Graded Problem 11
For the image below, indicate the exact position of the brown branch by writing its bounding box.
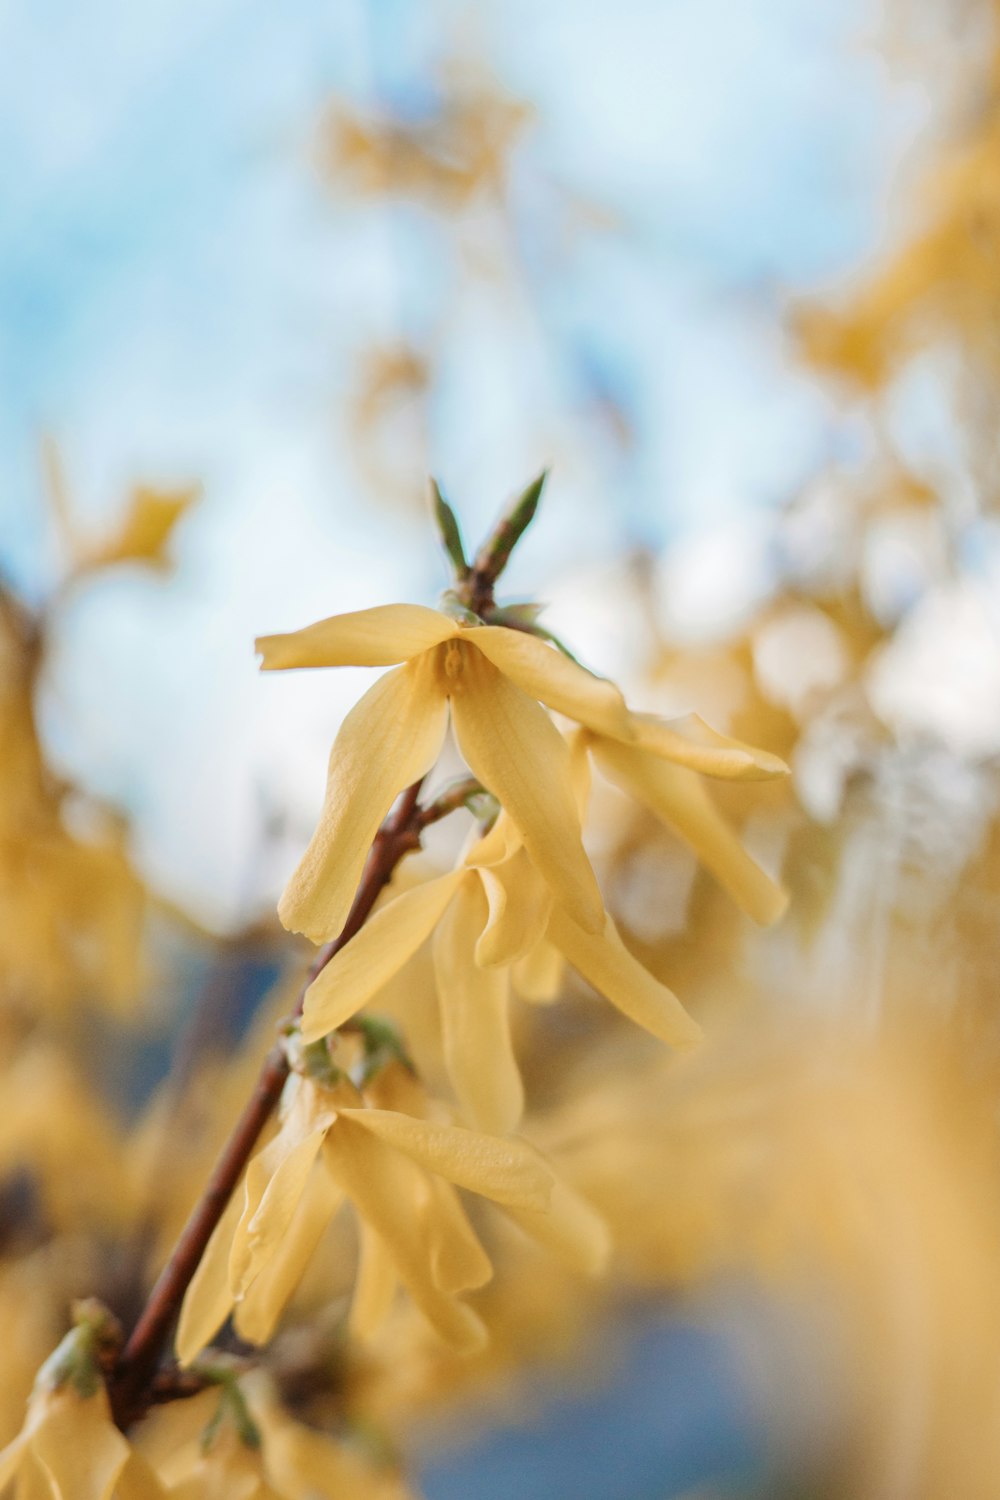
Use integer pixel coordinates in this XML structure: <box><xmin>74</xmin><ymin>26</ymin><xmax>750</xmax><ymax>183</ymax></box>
<box><xmin>109</xmin><ymin>779</ymin><xmax>425</xmax><ymax>1428</ymax></box>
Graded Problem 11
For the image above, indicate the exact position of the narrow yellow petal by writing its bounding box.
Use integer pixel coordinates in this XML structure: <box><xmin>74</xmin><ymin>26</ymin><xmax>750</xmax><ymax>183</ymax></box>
<box><xmin>324</xmin><ymin>1124</ymin><xmax>487</xmax><ymax>1351</ymax></box>
<box><xmin>115</xmin><ymin>1452</ymin><xmax>168</xmax><ymax>1500</ymax></box>
<box><xmin>234</xmin><ymin>1166</ymin><xmax>344</xmax><ymax>1345</ymax></box>
<box><xmin>433</xmin><ymin>878</ymin><xmax>524</xmax><ymax>1133</ymax></box>
<box><xmin>230</xmin><ymin>1128</ymin><xmax>329</xmax><ymax>1297</ymax></box>
<box><xmin>450</xmin><ymin>647</ymin><xmax>604</xmax><ymax>933</ymax></box>
<box><xmin>631</xmin><ymin>712</ymin><xmax>790</xmax><ymax>781</ymax></box>
<box><xmin>337</xmin><ymin>1107</ymin><xmax>554</xmax><ymax>1210</ymax></box>
<box><xmin>256</xmin><ymin>604</ymin><xmax>456</xmax><ymax>670</ymax></box>
<box><xmin>279</xmin><ymin>657</ymin><xmax>449</xmax><ymax>943</ymax></box>
<box><xmin>503</xmin><ymin>1179</ymin><xmax>611</xmax><ymax>1276</ymax></box>
<box><xmin>593</xmin><ymin>739</ymin><xmax>789</xmax><ymax>925</ymax></box>
<box><xmin>350</xmin><ymin>1217</ymin><xmax>400</xmax><ymax>1341</ymax></box>
<box><xmin>548</xmin><ymin>906</ymin><xmax>703</xmax><ymax>1048</ymax></box>
<box><xmin>470</xmin><ymin>627</ymin><xmax>632</xmax><ymax>739</ymax></box>
<box><xmin>0</xmin><ymin>1434</ymin><xmax>28</xmax><ymax>1490</ymax></box>
<box><xmin>32</xmin><ymin>1390</ymin><xmax>130</xmax><ymax>1500</ymax></box>
<box><xmin>512</xmin><ymin>939</ymin><xmax>564</xmax><ymax>1003</ymax></box>
<box><xmin>176</xmin><ymin>1184</ymin><xmax>244</xmax><ymax>1366</ymax></box>
<box><xmin>300</xmin><ymin>871</ymin><xmax>464</xmax><ymax>1043</ymax></box>
<box><xmin>475</xmin><ymin>850</ymin><xmax>552</xmax><ymax>968</ymax></box>
<box><xmin>421</xmin><ymin>1176</ymin><xmax>493</xmax><ymax>1294</ymax></box>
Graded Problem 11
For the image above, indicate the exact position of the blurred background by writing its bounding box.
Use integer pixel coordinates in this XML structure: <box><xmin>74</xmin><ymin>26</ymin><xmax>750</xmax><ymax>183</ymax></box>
<box><xmin>4</xmin><ymin>0</ymin><xmax>1000</xmax><ymax>1495</ymax></box>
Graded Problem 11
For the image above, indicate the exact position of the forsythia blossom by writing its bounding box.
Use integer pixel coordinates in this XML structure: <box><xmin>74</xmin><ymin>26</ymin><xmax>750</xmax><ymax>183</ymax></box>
<box><xmin>177</xmin><ymin>1065</ymin><xmax>607</xmax><ymax>1364</ymax></box>
<box><xmin>300</xmin><ymin>812</ymin><xmax>702</xmax><ymax>1133</ymax></box>
<box><xmin>255</xmin><ymin>602</ymin><xmax>636</xmax><ymax>940</ymax></box>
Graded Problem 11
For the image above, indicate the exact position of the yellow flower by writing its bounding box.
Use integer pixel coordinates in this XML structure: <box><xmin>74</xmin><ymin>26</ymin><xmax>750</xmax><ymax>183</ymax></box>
<box><xmin>177</xmin><ymin>1068</ymin><xmax>606</xmax><ymax>1365</ymax></box>
<box><xmin>256</xmin><ymin>604</ymin><xmax>635</xmax><ymax>940</ymax></box>
<box><xmin>299</xmin><ymin>814</ymin><xmax>702</xmax><ymax>1134</ymax></box>
<box><xmin>0</xmin><ymin>1311</ymin><xmax>158</xmax><ymax>1500</ymax></box>
<box><xmin>579</xmin><ymin>714</ymin><xmax>790</xmax><ymax>926</ymax></box>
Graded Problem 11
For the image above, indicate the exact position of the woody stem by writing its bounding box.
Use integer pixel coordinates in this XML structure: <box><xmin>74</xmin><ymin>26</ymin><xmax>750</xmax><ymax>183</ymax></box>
<box><xmin>109</xmin><ymin>778</ymin><xmax>426</xmax><ymax>1429</ymax></box>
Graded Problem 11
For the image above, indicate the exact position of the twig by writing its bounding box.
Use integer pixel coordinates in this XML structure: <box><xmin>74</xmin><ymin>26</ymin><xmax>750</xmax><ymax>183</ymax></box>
<box><xmin>109</xmin><ymin>779</ymin><xmax>425</xmax><ymax>1428</ymax></box>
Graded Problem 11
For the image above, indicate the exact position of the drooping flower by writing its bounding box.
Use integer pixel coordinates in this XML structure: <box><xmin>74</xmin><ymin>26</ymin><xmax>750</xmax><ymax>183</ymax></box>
<box><xmin>176</xmin><ymin>1065</ymin><xmax>606</xmax><ymax>1366</ymax></box>
<box><xmin>255</xmin><ymin>604</ymin><xmax>635</xmax><ymax>941</ymax></box>
<box><xmin>0</xmin><ymin>1306</ymin><xmax>155</xmax><ymax>1500</ymax></box>
<box><xmin>256</xmin><ymin>604</ymin><xmax>790</xmax><ymax>945</ymax></box>
<box><xmin>299</xmin><ymin>812</ymin><xmax>702</xmax><ymax>1134</ymax></box>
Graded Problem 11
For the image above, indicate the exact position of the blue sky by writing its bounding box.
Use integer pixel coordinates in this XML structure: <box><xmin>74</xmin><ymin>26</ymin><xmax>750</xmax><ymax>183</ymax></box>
<box><xmin>0</xmin><ymin>0</ymin><xmax>915</xmax><ymax>924</ymax></box>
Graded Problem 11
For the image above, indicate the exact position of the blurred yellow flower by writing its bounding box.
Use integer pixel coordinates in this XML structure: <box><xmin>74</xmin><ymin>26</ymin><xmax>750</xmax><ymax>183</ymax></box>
<box><xmin>0</xmin><ymin>1313</ymin><xmax>148</xmax><ymax>1500</ymax></box>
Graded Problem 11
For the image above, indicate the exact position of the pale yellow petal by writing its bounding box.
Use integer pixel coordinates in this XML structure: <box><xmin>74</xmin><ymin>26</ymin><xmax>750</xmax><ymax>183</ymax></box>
<box><xmin>234</xmin><ymin>1166</ymin><xmax>344</xmax><ymax>1346</ymax></box>
<box><xmin>450</xmin><ymin>647</ymin><xmax>604</xmax><ymax>933</ymax></box>
<box><xmin>176</xmin><ymin>1185</ymin><xmax>244</xmax><ymax>1366</ymax></box>
<box><xmin>548</xmin><ymin>906</ymin><xmax>702</xmax><ymax>1048</ymax></box>
<box><xmin>503</xmin><ymin>1178</ymin><xmax>611</xmax><ymax>1276</ymax></box>
<box><xmin>470</xmin><ymin>627</ymin><xmax>632</xmax><ymax>738</ymax></box>
<box><xmin>300</xmin><ymin>871</ymin><xmax>464</xmax><ymax>1043</ymax></box>
<box><xmin>115</xmin><ymin>1452</ymin><xmax>168</xmax><ymax>1500</ymax></box>
<box><xmin>279</xmin><ymin>657</ymin><xmax>449</xmax><ymax>943</ymax></box>
<box><xmin>337</xmin><ymin>1108</ymin><xmax>553</xmax><ymax>1210</ymax></box>
<box><xmin>566</xmin><ymin>728</ymin><xmax>593</xmax><ymax>817</ymax></box>
<box><xmin>324</xmin><ymin>1124</ymin><xmax>487</xmax><ymax>1351</ymax></box>
<box><xmin>256</xmin><ymin>604</ymin><xmax>456</xmax><ymax>670</ymax></box>
<box><xmin>593</xmin><ymin>739</ymin><xmax>789</xmax><ymax>926</ymax></box>
<box><xmin>475</xmin><ymin>849</ymin><xmax>552</xmax><ymax>968</ymax></box>
<box><xmin>32</xmin><ymin>1390</ymin><xmax>130</xmax><ymax>1500</ymax></box>
<box><xmin>230</xmin><ymin>1129</ymin><xmax>329</xmax><ymax>1297</ymax></box>
<box><xmin>421</xmin><ymin>1177</ymin><xmax>493</xmax><ymax>1294</ymax></box>
<box><xmin>350</xmin><ymin>1217</ymin><xmax>399</xmax><ymax>1341</ymax></box>
<box><xmin>433</xmin><ymin>880</ymin><xmax>524</xmax><ymax>1134</ymax></box>
<box><xmin>0</xmin><ymin>1433</ymin><xmax>28</xmax><ymax>1490</ymax></box>
<box><xmin>631</xmin><ymin>712</ymin><xmax>789</xmax><ymax>781</ymax></box>
<box><xmin>512</xmin><ymin>939</ymin><xmax>565</xmax><ymax>1003</ymax></box>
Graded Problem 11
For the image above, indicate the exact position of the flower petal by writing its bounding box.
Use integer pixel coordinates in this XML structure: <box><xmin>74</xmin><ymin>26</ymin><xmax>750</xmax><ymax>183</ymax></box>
<box><xmin>0</xmin><ymin>1433</ymin><xmax>27</xmax><ymax>1491</ymax></box>
<box><xmin>349</xmin><ymin>1217</ymin><xmax>399</xmax><ymax>1341</ymax></box>
<box><xmin>631</xmin><ymin>712</ymin><xmax>789</xmax><ymax>781</ymax></box>
<box><xmin>324</xmin><ymin>1123</ymin><xmax>487</xmax><ymax>1352</ymax></box>
<box><xmin>593</xmin><ymin>739</ymin><xmax>789</xmax><ymax>925</ymax></box>
<box><xmin>230</xmin><ymin>1127</ymin><xmax>329</xmax><ymax>1297</ymax></box>
<box><xmin>450</xmin><ymin>646</ymin><xmax>604</xmax><ymax>933</ymax></box>
<box><xmin>300</xmin><ymin>871</ymin><xmax>464</xmax><ymax>1043</ymax></box>
<box><xmin>421</xmin><ymin>1176</ymin><xmax>493</xmax><ymax>1295</ymax></box>
<box><xmin>470</xmin><ymin>627</ymin><xmax>632</xmax><ymax>738</ymax></box>
<box><xmin>503</xmin><ymin>1178</ymin><xmax>610</xmax><ymax>1276</ymax></box>
<box><xmin>475</xmin><ymin>850</ymin><xmax>552</xmax><ymax>968</ymax></box>
<box><xmin>548</xmin><ymin>906</ymin><xmax>702</xmax><ymax>1048</ymax></box>
<box><xmin>256</xmin><ymin>604</ymin><xmax>456</xmax><ymax>670</ymax></box>
<box><xmin>432</xmin><ymin>879</ymin><xmax>524</xmax><ymax>1133</ymax></box>
<box><xmin>176</xmin><ymin>1184</ymin><xmax>244</xmax><ymax>1366</ymax></box>
<box><xmin>116</xmin><ymin>1452</ymin><xmax>169</xmax><ymax>1500</ymax></box>
<box><xmin>337</xmin><ymin>1108</ymin><xmax>554</xmax><ymax>1210</ymax></box>
<box><xmin>32</xmin><ymin>1390</ymin><xmax>130</xmax><ymax>1500</ymax></box>
<box><xmin>512</xmin><ymin>939</ymin><xmax>564</xmax><ymax>1003</ymax></box>
<box><xmin>234</xmin><ymin>1165</ymin><xmax>344</xmax><ymax>1346</ymax></box>
<box><xmin>279</xmin><ymin>657</ymin><xmax>449</xmax><ymax>943</ymax></box>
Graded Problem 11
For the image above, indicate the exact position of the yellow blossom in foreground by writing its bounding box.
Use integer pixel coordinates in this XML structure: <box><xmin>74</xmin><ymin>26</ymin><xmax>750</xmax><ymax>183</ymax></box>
<box><xmin>177</xmin><ymin>1069</ymin><xmax>606</xmax><ymax>1365</ymax></box>
<box><xmin>255</xmin><ymin>603</ymin><xmax>636</xmax><ymax>940</ymax></box>
<box><xmin>300</xmin><ymin>814</ymin><xmax>701</xmax><ymax>1133</ymax></box>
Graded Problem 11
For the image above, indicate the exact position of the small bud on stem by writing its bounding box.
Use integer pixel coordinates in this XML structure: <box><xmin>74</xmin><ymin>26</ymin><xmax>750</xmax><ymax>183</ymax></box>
<box><xmin>430</xmin><ymin>479</ymin><xmax>470</xmax><ymax>580</ymax></box>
